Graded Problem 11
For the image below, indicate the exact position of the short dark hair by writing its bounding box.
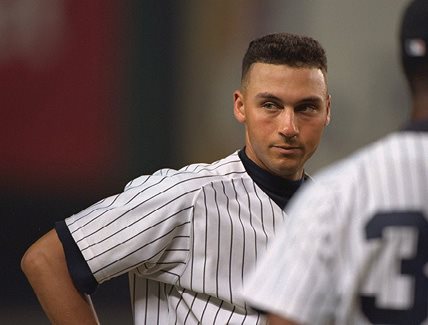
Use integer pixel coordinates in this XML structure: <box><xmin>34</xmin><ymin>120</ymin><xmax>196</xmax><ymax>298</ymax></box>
<box><xmin>241</xmin><ymin>33</ymin><xmax>328</xmax><ymax>86</ymax></box>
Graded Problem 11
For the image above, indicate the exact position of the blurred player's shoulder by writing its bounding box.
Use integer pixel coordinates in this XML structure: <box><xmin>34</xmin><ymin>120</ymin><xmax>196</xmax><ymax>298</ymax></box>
<box><xmin>312</xmin><ymin>132</ymin><xmax>404</xmax><ymax>186</ymax></box>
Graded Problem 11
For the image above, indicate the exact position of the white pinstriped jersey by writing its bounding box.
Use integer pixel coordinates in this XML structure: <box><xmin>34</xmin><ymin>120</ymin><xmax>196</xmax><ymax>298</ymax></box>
<box><xmin>243</xmin><ymin>130</ymin><xmax>428</xmax><ymax>325</ymax></box>
<box><xmin>65</xmin><ymin>151</ymin><xmax>288</xmax><ymax>324</ymax></box>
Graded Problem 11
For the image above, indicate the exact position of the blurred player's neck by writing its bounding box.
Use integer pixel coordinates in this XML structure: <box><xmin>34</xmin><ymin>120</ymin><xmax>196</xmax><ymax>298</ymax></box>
<box><xmin>411</xmin><ymin>89</ymin><xmax>428</xmax><ymax>121</ymax></box>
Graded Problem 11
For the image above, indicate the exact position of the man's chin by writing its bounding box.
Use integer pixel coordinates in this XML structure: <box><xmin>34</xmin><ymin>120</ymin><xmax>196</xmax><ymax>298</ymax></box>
<box><xmin>272</xmin><ymin>164</ymin><xmax>302</xmax><ymax>180</ymax></box>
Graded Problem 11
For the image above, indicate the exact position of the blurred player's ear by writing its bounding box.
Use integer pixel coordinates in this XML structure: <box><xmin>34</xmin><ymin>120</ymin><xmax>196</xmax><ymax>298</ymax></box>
<box><xmin>233</xmin><ymin>90</ymin><xmax>246</xmax><ymax>123</ymax></box>
<box><xmin>324</xmin><ymin>94</ymin><xmax>331</xmax><ymax>126</ymax></box>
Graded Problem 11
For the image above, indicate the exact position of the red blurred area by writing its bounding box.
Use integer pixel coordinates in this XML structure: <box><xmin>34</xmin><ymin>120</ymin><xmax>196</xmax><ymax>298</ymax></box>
<box><xmin>0</xmin><ymin>0</ymin><xmax>124</xmax><ymax>193</ymax></box>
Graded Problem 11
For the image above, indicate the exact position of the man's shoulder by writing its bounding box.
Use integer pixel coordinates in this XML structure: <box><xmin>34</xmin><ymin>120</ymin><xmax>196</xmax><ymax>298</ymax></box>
<box><xmin>177</xmin><ymin>150</ymin><xmax>247</xmax><ymax>177</ymax></box>
<box><xmin>124</xmin><ymin>151</ymin><xmax>248</xmax><ymax>192</ymax></box>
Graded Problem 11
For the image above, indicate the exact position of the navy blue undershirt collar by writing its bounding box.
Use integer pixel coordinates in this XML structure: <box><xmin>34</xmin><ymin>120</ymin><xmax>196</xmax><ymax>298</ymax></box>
<box><xmin>238</xmin><ymin>148</ymin><xmax>308</xmax><ymax>210</ymax></box>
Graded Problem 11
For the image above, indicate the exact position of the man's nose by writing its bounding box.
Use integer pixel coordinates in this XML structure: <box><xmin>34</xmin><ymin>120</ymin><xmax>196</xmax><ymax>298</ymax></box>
<box><xmin>279</xmin><ymin>108</ymin><xmax>298</xmax><ymax>138</ymax></box>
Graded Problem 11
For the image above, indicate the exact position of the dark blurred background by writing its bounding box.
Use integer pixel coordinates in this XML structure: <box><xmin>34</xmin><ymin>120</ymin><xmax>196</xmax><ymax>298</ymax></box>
<box><xmin>1</xmin><ymin>0</ymin><xmax>410</xmax><ymax>323</ymax></box>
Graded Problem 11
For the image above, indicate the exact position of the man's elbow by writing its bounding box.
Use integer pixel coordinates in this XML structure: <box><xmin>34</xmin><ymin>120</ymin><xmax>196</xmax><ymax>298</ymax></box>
<box><xmin>21</xmin><ymin>229</ymin><xmax>63</xmax><ymax>281</ymax></box>
<box><xmin>21</xmin><ymin>242</ymin><xmax>49</xmax><ymax>280</ymax></box>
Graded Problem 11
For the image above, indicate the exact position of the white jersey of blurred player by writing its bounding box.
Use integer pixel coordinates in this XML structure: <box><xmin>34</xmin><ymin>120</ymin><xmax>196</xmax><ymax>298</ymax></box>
<box><xmin>243</xmin><ymin>126</ymin><xmax>428</xmax><ymax>324</ymax></box>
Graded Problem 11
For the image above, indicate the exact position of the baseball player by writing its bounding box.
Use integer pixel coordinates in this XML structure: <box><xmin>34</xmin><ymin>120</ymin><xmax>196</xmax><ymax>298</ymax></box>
<box><xmin>243</xmin><ymin>1</ymin><xmax>428</xmax><ymax>324</ymax></box>
<box><xmin>21</xmin><ymin>33</ymin><xmax>331</xmax><ymax>324</ymax></box>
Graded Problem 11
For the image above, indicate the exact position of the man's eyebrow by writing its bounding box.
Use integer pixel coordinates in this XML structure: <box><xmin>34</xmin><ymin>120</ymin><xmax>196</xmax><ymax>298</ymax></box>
<box><xmin>255</xmin><ymin>92</ymin><xmax>324</xmax><ymax>103</ymax></box>
<box><xmin>297</xmin><ymin>96</ymin><xmax>323</xmax><ymax>104</ymax></box>
<box><xmin>255</xmin><ymin>92</ymin><xmax>281</xmax><ymax>100</ymax></box>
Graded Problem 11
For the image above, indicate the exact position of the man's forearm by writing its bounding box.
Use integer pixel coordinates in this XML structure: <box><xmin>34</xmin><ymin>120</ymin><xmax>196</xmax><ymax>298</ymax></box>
<box><xmin>21</xmin><ymin>229</ymin><xmax>99</xmax><ymax>325</ymax></box>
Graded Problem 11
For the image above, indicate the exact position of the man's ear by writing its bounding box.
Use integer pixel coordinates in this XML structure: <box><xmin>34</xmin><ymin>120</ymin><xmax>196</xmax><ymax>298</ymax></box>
<box><xmin>324</xmin><ymin>94</ymin><xmax>331</xmax><ymax>126</ymax></box>
<box><xmin>233</xmin><ymin>90</ymin><xmax>246</xmax><ymax>123</ymax></box>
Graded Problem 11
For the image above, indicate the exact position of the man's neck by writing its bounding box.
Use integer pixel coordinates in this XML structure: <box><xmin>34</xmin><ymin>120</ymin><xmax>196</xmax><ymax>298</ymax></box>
<box><xmin>238</xmin><ymin>148</ymin><xmax>307</xmax><ymax>210</ymax></box>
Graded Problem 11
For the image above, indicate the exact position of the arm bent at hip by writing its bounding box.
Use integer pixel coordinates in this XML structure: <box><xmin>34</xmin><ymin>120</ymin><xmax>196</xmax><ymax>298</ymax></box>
<box><xmin>21</xmin><ymin>229</ymin><xmax>99</xmax><ymax>325</ymax></box>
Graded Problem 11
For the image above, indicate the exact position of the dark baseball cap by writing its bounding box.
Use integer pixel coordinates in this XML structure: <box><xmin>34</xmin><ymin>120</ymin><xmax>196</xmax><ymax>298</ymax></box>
<box><xmin>400</xmin><ymin>0</ymin><xmax>428</xmax><ymax>60</ymax></box>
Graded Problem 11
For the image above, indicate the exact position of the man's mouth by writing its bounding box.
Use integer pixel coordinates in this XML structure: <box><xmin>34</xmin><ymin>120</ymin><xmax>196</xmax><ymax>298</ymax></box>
<box><xmin>272</xmin><ymin>145</ymin><xmax>302</xmax><ymax>154</ymax></box>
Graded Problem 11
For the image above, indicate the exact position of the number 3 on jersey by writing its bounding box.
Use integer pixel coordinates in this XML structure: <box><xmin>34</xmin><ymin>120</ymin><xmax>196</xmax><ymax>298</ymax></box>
<box><xmin>360</xmin><ymin>211</ymin><xmax>428</xmax><ymax>324</ymax></box>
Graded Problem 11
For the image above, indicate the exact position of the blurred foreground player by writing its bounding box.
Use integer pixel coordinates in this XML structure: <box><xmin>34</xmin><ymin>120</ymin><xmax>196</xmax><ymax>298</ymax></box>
<box><xmin>243</xmin><ymin>1</ymin><xmax>428</xmax><ymax>324</ymax></box>
<box><xmin>20</xmin><ymin>32</ymin><xmax>331</xmax><ymax>324</ymax></box>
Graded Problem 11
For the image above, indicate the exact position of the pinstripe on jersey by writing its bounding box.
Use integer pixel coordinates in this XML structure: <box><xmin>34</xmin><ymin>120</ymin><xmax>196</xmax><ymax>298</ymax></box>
<box><xmin>243</xmin><ymin>131</ymin><xmax>428</xmax><ymax>325</ymax></box>
<box><xmin>65</xmin><ymin>151</ymin><xmax>287</xmax><ymax>324</ymax></box>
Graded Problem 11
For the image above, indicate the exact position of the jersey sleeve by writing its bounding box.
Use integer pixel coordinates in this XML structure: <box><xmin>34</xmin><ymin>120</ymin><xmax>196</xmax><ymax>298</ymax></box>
<box><xmin>63</xmin><ymin>172</ymin><xmax>196</xmax><ymax>285</ymax></box>
<box><xmin>55</xmin><ymin>220</ymin><xmax>98</xmax><ymax>294</ymax></box>
<box><xmin>243</xmin><ymin>181</ymin><xmax>339</xmax><ymax>324</ymax></box>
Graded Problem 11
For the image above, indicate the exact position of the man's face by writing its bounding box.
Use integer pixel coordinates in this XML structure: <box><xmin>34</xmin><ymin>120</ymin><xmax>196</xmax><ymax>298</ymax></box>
<box><xmin>234</xmin><ymin>63</ymin><xmax>330</xmax><ymax>180</ymax></box>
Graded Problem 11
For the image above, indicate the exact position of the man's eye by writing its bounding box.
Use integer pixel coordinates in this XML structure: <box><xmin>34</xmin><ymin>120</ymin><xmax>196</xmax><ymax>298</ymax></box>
<box><xmin>297</xmin><ymin>104</ymin><xmax>317</xmax><ymax>113</ymax></box>
<box><xmin>262</xmin><ymin>102</ymin><xmax>278</xmax><ymax>109</ymax></box>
